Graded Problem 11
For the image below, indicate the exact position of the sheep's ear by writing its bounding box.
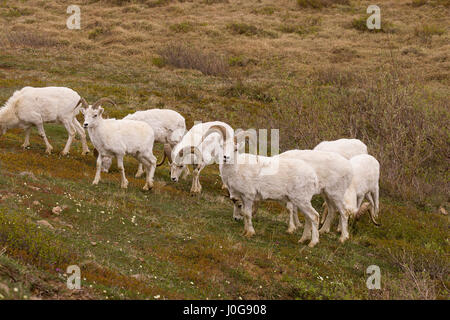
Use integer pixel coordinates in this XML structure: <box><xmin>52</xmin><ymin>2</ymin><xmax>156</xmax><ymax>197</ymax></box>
<box><xmin>80</xmin><ymin>108</ymin><xmax>85</xmax><ymax>115</ymax></box>
<box><xmin>98</xmin><ymin>107</ymin><xmax>104</xmax><ymax>116</ymax></box>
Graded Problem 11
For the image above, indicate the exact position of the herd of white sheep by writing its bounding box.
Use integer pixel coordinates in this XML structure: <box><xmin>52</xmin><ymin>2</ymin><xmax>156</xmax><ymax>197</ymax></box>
<box><xmin>0</xmin><ymin>86</ymin><xmax>381</xmax><ymax>248</ymax></box>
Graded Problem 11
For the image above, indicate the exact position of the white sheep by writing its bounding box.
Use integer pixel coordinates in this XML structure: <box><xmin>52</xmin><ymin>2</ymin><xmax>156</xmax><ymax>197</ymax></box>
<box><xmin>170</xmin><ymin>121</ymin><xmax>234</xmax><ymax>193</ymax></box>
<box><xmin>277</xmin><ymin>150</ymin><xmax>356</xmax><ymax>243</ymax></box>
<box><xmin>188</xmin><ymin>125</ymin><xmax>324</xmax><ymax>247</ymax></box>
<box><xmin>0</xmin><ymin>86</ymin><xmax>89</xmax><ymax>155</ymax></box>
<box><xmin>321</xmin><ymin>154</ymin><xmax>380</xmax><ymax>233</ymax></box>
<box><xmin>78</xmin><ymin>98</ymin><xmax>157</xmax><ymax>190</ymax></box>
<box><xmin>313</xmin><ymin>138</ymin><xmax>369</xmax><ymax>224</ymax></box>
<box><xmin>99</xmin><ymin>108</ymin><xmax>186</xmax><ymax>177</ymax></box>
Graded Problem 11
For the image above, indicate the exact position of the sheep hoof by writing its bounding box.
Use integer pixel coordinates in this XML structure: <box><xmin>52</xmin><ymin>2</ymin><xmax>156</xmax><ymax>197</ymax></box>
<box><xmin>339</xmin><ymin>236</ymin><xmax>349</xmax><ymax>243</ymax></box>
<box><xmin>143</xmin><ymin>182</ymin><xmax>153</xmax><ymax>191</ymax></box>
<box><xmin>61</xmin><ymin>151</ymin><xmax>69</xmax><ymax>156</ymax></box>
<box><xmin>298</xmin><ymin>237</ymin><xmax>309</xmax><ymax>244</ymax></box>
<box><xmin>22</xmin><ymin>144</ymin><xmax>30</xmax><ymax>149</ymax></box>
<box><xmin>92</xmin><ymin>181</ymin><xmax>99</xmax><ymax>185</ymax></box>
<box><xmin>82</xmin><ymin>150</ymin><xmax>90</xmax><ymax>156</ymax></box>
<box><xmin>308</xmin><ymin>241</ymin><xmax>318</xmax><ymax>248</ymax></box>
<box><xmin>244</xmin><ymin>229</ymin><xmax>255</xmax><ymax>237</ymax></box>
<box><xmin>45</xmin><ymin>148</ymin><xmax>53</xmax><ymax>154</ymax></box>
<box><xmin>121</xmin><ymin>182</ymin><xmax>129</xmax><ymax>189</ymax></box>
<box><xmin>319</xmin><ymin>227</ymin><xmax>329</xmax><ymax>235</ymax></box>
<box><xmin>286</xmin><ymin>228</ymin><xmax>296</xmax><ymax>234</ymax></box>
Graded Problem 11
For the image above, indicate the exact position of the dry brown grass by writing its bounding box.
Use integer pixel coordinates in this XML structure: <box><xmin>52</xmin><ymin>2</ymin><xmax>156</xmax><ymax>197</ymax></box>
<box><xmin>158</xmin><ymin>42</ymin><xmax>229</xmax><ymax>76</ymax></box>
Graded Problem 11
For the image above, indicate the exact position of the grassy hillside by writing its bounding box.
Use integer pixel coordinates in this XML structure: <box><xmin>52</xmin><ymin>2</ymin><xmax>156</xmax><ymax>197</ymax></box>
<box><xmin>0</xmin><ymin>0</ymin><xmax>448</xmax><ymax>299</ymax></box>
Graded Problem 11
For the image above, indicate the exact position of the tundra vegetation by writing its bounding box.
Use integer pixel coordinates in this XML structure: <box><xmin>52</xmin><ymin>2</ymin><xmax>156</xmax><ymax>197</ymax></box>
<box><xmin>0</xmin><ymin>0</ymin><xmax>448</xmax><ymax>300</ymax></box>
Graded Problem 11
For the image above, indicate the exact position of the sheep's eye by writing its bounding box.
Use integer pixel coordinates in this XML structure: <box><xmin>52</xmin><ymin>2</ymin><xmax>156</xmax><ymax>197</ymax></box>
<box><xmin>237</xmin><ymin>204</ymin><xmax>242</xmax><ymax>208</ymax></box>
<box><xmin>94</xmin><ymin>115</ymin><xmax>97</xmax><ymax>118</ymax></box>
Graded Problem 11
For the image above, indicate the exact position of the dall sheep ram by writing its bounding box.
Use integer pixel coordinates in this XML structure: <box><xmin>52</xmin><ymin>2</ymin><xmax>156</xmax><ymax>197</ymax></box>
<box><xmin>100</xmin><ymin>109</ymin><xmax>186</xmax><ymax>177</ymax></box>
<box><xmin>170</xmin><ymin>121</ymin><xmax>234</xmax><ymax>193</ymax></box>
<box><xmin>313</xmin><ymin>138</ymin><xmax>370</xmax><ymax>224</ymax></box>
<box><xmin>320</xmin><ymin>154</ymin><xmax>380</xmax><ymax>233</ymax></box>
<box><xmin>277</xmin><ymin>150</ymin><xmax>356</xmax><ymax>243</ymax></box>
<box><xmin>0</xmin><ymin>86</ymin><xmax>89</xmax><ymax>155</ymax></box>
<box><xmin>77</xmin><ymin>98</ymin><xmax>157</xmax><ymax>190</ymax></box>
<box><xmin>186</xmin><ymin>125</ymin><xmax>325</xmax><ymax>247</ymax></box>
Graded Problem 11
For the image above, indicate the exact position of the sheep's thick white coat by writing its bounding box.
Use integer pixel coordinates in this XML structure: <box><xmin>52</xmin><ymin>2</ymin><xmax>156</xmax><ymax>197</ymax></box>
<box><xmin>313</xmin><ymin>138</ymin><xmax>368</xmax><ymax>159</ymax></box>
<box><xmin>221</xmin><ymin>153</ymin><xmax>322</xmax><ymax>247</ymax></box>
<box><xmin>101</xmin><ymin>108</ymin><xmax>186</xmax><ymax>176</ymax></box>
<box><xmin>0</xmin><ymin>86</ymin><xmax>89</xmax><ymax>155</ymax></box>
<box><xmin>277</xmin><ymin>150</ymin><xmax>356</xmax><ymax>243</ymax></box>
<box><xmin>170</xmin><ymin>121</ymin><xmax>234</xmax><ymax>193</ymax></box>
<box><xmin>82</xmin><ymin>106</ymin><xmax>157</xmax><ymax>190</ymax></box>
<box><xmin>322</xmin><ymin>154</ymin><xmax>380</xmax><ymax>230</ymax></box>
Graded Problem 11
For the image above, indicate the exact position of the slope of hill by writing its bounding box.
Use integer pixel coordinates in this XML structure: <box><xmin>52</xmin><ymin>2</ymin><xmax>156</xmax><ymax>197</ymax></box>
<box><xmin>0</xmin><ymin>0</ymin><xmax>448</xmax><ymax>299</ymax></box>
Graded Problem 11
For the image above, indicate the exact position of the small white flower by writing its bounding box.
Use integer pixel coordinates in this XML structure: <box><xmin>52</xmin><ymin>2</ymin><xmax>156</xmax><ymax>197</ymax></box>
<box><xmin>154</xmin><ymin>295</ymin><xmax>160</xmax><ymax>299</ymax></box>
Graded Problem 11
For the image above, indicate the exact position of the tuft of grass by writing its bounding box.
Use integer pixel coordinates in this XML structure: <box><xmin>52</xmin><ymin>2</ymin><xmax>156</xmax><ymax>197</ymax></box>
<box><xmin>0</xmin><ymin>31</ymin><xmax>61</xmax><ymax>48</ymax></box>
<box><xmin>350</xmin><ymin>15</ymin><xmax>394</xmax><ymax>33</ymax></box>
<box><xmin>227</xmin><ymin>23</ymin><xmax>277</xmax><ymax>38</ymax></box>
<box><xmin>158</xmin><ymin>43</ymin><xmax>228</xmax><ymax>76</ymax></box>
<box><xmin>297</xmin><ymin>0</ymin><xmax>350</xmax><ymax>9</ymax></box>
<box><xmin>414</xmin><ymin>24</ymin><xmax>446</xmax><ymax>43</ymax></box>
<box><xmin>169</xmin><ymin>21</ymin><xmax>194</xmax><ymax>33</ymax></box>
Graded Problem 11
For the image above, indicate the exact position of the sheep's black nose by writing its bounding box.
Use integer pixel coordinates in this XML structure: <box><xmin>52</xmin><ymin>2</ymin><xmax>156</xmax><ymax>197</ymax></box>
<box><xmin>83</xmin><ymin>123</ymin><xmax>88</xmax><ymax>128</ymax></box>
<box><xmin>171</xmin><ymin>177</ymin><xmax>177</xmax><ymax>182</ymax></box>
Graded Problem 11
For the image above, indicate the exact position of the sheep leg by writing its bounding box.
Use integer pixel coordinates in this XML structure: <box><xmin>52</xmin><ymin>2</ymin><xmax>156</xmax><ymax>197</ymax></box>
<box><xmin>333</xmin><ymin>201</ymin><xmax>350</xmax><ymax>243</ymax></box>
<box><xmin>22</xmin><ymin>126</ymin><xmax>31</xmax><ymax>149</ymax></box>
<box><xmin>61</xmin><ymin>120</ymin><xmax>76</xmax><ymax>156</ymax></box>
<box><xmin>319</xmin><ymin>200</ymin><xmax>336</xmax><ymax>234</ymax></box>
<box><xmin>190</xmin><ymin>166</ymin><xmax>203</xmax><ymax>194</ymax></box>
<box><xmin>294</xmin><ymin>207</ymin><xmax>303</xmax><ymax>228</ymax></box>
<box><xmin>92</xmin><ymin>153</ymin><xmax>103</xmax><ymax>185</ymax></box>
<box><xmin>320</xmin><ymin>201</ymin><xmax>328</xmax><ymax>224</ymax></box>
<box><xmin>242</xmin><ymin>199</ymin><xmax>255</xmax><ymax>237</ymax></box>
<box><xmin>141</xmin><ymin>153</ymin><xmax>156</xmax><ymax>190</ymax></box>
<box><xmin>36</xmin><ymin>122</ymin><xmax>53</xmax><ymax>154</ymax></box>
<box><xmin>117</xmin><ymin>155</ymin><xmax>128</xmax><ymax>189</ymax></box>
<box><xmin>287</xmin><ymin>202</ymin><xmax>297</xmax><ymax>234</ymax></box>
<box><xmin>252</xmin><ymin>201</ymin><xmax>259</xmax><ymax>217</ymax></box>
<box><xmin>299</xmin><ymin>218</ymin><xmax>312</xmax><ymax>243</ymax></box>
<box><xmin>73</xmin><ymin>118</ymin><xmax>89</xmax><ymax>155</ymax></box>
<box><xmin>296</xmin><ymin>202</ymin><xmax>320</xmax><ymax>247</ymax></box>
<box><xmin>135</xmin><ymin>163</ymin><xmax>144</xmax><ymax>178</ymax></box>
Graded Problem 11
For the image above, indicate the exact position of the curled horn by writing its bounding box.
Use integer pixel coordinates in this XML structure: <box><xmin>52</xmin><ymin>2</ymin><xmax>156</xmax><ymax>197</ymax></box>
<box><xmin>157</xmin><ymin>144</ymin><xmax>172</xmax><ymax>166</ymax></box>
<box><xmin>164</xmin><ymin>144</ymin><xmax>173</xmax><ymax>163</ymax></box>
<box><xmin>92</xmin><ymin>98</ymin><xmax>116</xmax><ymax>109</ymax></box>
<box><xmin>202</xmin><ymin>124</ymin><xmax>232</xmax><ymax>145</ymax></box>
<box><xmin>75</xmin><ymin>97</ymin><xmax>89</xmax><ymax>110</ymax></box>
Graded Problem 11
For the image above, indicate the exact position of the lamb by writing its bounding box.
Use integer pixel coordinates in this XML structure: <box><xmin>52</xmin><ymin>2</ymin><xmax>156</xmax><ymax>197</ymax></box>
<box><xmin>188</xmin><ymin>125</ymin><xmax>324</xmax><ymax>247</ymax></box>
<box><xmin>313</xmin><ymin>138</ymin><xmax>368</xmax><ymax>160</ymax></box>
<box><xmin>77</xmin><ymin>98</ymin><xmax>157</xmax><ymax>190</ymax></box>
<box><xmin>320</xmin><ymin>154</ymin><xmax>380</xmax><ymax>233</ymax></box>
<box><xmin>170</xmin><ymin>121</ymin><xmax>234</xmax><ymax>193</ymax></box>
<box><xmin>99</xmin><ymin>109</ymin><xmax>186</xmax><ymax>178</ymax></box>
<box><xmin>0</xmin><ymin>86</ymin><xmax>89</xmax><ymax>155</ymax></box>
